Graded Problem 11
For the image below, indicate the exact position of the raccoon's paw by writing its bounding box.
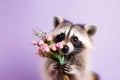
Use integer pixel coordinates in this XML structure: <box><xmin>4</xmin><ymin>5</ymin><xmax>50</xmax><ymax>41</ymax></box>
<box><xmin>62</xmin><ymin>64</ymin><xmax>71</xmax><ymax>73</ymax></box>
<box><xmin>54</xmin><ymin>63</ymin><xmax>62</xmax><ymax>70</ymax></box>
<box><xmin>62</xmin><ymin>64</ymin><xmax>77</xmax><ymax>74</ymax></box>
<box><xmin>49</xmin><ymin>62</ymin><xmax>61</xmax><ymax>72</ymax></box>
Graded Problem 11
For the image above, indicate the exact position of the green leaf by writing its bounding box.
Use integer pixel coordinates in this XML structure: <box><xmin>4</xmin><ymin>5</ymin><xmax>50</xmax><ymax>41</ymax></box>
<box><xmin>49</xmin><ymin>41</ymin><xmax>53</xmax><ymax>45</ymax></box>
<box><xmin>48</xmin><ymin>52</ymin><xmax>65</xmax><ymax>65</ymax></box>
<box><xmin>60</xmin><ymin>57</ymin><xmax>65</xmax><ymax>65</ymax></box>
<box><xmin>48</xmin><ymin>53</ymin><xmax>59</xmax><ymax>63</ymax></box>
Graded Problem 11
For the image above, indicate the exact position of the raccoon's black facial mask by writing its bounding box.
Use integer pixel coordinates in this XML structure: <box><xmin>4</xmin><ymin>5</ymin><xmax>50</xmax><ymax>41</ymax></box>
<box><xmin>71</xmin><ymin>36</ymin><xmax>83</xmax><ymax>50</ymax></box>
<box><xmin>54</xmin><ymin>33</ymin><xmax>65</xmax><ymax>43</ymax></box>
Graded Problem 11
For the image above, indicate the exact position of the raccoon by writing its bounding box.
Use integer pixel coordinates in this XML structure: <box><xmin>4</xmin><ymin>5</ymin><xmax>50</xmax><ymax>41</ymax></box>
<box><xmin>41</xmin><ymin>16</ymin><xmax>99</xmax><ymax>80</ymax></box>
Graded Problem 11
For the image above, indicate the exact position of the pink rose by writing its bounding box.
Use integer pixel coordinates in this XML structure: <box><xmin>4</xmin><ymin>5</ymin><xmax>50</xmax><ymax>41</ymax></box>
<box><xmin>46</xmin><ymin>35</ymin><xmax>52</xmax><ymax>41</ymax></box>
<box><xmin>35</xmin><ymin>50</ymin><xmax>44</xmax><ymax>57</ymax></box>
<box><xmin>56</xmin><ymin>41</ymin><xmax>64</xmax><ymax>49</ymax></box>
<box><xmin>40</xmin><ymin>45</ymin><xmax>50</xmax><ymax>52</ymax></box>
<box><xmin>35</xmin><ymin>50</ymin><xmax>41</xmax><ymax>54</ymax></box>
<box><xmin>31</xmin><ymin>40</ymin><xmax>37</xmax><ymax>45</ymax></box>
<box><xmin>38</xmin><ymin>40</ymin><xmax>44</xmax><ymax>46</ymax></box>
<box><xmin>49</xmin><ymin>44</ymin><xmax>57</xmax><ymax>51</ymax></box>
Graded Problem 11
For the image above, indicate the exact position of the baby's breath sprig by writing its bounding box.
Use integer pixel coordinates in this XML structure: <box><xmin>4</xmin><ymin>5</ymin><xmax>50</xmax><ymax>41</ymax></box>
<box><xmin>32</xmin><ymin>28</ymin><xmax>47</xmax><ymax>39</ymax></box>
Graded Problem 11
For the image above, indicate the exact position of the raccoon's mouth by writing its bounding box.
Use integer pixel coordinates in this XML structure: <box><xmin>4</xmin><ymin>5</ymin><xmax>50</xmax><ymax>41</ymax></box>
<box><xmin>61</xmin><ymin>51</ymin><xmax>69</xmax><ymax>56</ymax></box>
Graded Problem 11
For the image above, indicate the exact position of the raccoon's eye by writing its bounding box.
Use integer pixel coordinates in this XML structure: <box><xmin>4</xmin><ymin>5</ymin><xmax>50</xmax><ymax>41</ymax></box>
<box><xmin>71</xmin><ymin>36</ymin><xmax>78</xmax><ymax>42</ymax></box>
<box><xmin>55</xmin><ymin>33</ymin><xmax>65</xmax><ymax>43</ymax></box>
<box><xmin>71</xmin><ymin>36</ymin><xmax>83</xmax><ymax>49</ymax></box>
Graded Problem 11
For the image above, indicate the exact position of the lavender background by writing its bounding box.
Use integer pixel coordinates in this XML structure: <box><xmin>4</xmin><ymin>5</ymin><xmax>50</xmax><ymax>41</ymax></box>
<box><xmin>0</xmin><ymin>0</ymin><xmax>120</xmax><ymax>80</ymax></box>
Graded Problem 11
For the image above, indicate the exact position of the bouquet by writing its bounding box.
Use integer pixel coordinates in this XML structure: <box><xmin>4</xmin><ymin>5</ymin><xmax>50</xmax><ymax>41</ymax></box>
<box><xmin>32</xmin><ymin>29</ymin><xmax>69</xmax><ymax>80</ymax></box>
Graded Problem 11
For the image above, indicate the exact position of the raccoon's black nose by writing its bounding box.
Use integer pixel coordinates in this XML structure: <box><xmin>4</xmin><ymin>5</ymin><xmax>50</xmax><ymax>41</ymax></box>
<box><xmin>62</xmin><ymin>45</ymin><xmax>69</xmax><ymax>53</ymax></box>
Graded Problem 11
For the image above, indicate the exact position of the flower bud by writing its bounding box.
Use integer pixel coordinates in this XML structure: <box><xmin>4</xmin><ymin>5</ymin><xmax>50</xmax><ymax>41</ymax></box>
<box><xmin>46</xmin><ymin>35</ymin><xmax>52</xmax><ymax>41</ymax></box>
<box><xmin>56</xmin><ymin>41</ymin><xmax>64</xmax><ymax>49</ymax></box>
<box><xmin>40</xmin><ymin>45</ymin><xmax>50</xmax><ymax>52</ymax></box>
<box><xmin>35</xmin><ymin>50</ymin><xmax>40</xmax><ymax>54</ymax></box>
<box><xmin>31</xmin><ymin>40</ymin><xmax>37</xmax><ymax>45</ymax></box>
<box><xmin>49</xmin><ymin>44</ymin><xmax>57</xmax><ymax>51</ymax></box>
<box><xmin>38</xmin><ymin>40</ymin><xmax>44</xmax><ymax>46</ymax></box>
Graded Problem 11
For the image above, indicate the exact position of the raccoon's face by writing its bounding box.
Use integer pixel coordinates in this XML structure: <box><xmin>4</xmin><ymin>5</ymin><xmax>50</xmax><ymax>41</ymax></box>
<box><xmin>50</xmin><ymin>16</ymin><xmax>97</xmax><ymax>55</ymax></box>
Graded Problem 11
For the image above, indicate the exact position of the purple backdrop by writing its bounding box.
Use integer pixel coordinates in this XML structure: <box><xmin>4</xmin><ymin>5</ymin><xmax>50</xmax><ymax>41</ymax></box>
<box><xmin>0</xmin><ymin>0</ymin><xmax>120</xmax><ymax>80</ymax></box>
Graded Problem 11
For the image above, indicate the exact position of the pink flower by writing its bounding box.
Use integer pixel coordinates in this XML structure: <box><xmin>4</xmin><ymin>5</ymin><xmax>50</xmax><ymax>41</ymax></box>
<box><xmin>56</xmin><ymin>41</ymin><xmax>64</xmax><ymax>49</ymax></box>
<box><xmin>35</xmin><ymin>50</ymin><xmax>41</xmax><ymax>54</ymax></box>
<box><xmin>49</xmin><ymin>44</ymin><xmax>57</xmax><ymax>51</ymax></box>
<box><xmin>35</xmin><ymin>50</ymin><xmax>44</xmax><ymax>57</ymax></box>
<box><xmin>46</xmin><ymin>35</ymin><xmax>52</xmax><ymax>41</ymax></box>
<box><xmin>31</xmin><ymin>40</ymin><xmax>37</xmax><ymax>45</ymax></box>
<box><xmin>40</xmin><ymin>45</ymin><xmax>50</xmax><ymax>52</ymax></box>
<box><xmin>38</xmin><ymin>40</ymin><xmax>44</xmax><ymax>46</ymax></box>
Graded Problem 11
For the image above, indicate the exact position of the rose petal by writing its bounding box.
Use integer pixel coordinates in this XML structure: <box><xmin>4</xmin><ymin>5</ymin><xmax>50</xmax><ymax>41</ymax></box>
<box><xmin>56</xmin><ymin>41</ymin><xmax>64</xmax><ymax>49</ymax></box>
<box><xmin>49</xmin><ymin>44</ymin><xmax>57</xmax><ymax>51</ymax></box>
<box><xmin>46</xmin><ymin>35</ymin><xmax>52</xmax><ymax>41</ymax></box>
<box><xmin>38</xmin><ymin>40</ymin><xmax>44</xmax><ymax>45</ymax></box>
<box><xmin>40</xmin><ymin>45</ymin><xmax>50</xmax><ymax>52</ymax></box>
<box><xmin>31</xmin><ymin>40</ymin><xmax>37</xmax><ymax>45</ymax></box>
<box><xmin>35</xmin><ymin>50</ymin><xmax>40</xmax><ymax>54</ymax></box>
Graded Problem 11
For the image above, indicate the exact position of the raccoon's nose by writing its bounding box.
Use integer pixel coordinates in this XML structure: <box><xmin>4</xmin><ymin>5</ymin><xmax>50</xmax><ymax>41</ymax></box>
<box><xmin>62</xmin><ymin>45</ymin><xmax>69</xmax><ymax>53</ymax></box>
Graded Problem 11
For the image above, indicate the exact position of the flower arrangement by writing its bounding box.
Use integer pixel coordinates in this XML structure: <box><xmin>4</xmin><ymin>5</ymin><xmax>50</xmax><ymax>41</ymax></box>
<box><xmin>32</xmin><ymin>29</ymin><xmax>69</xmax><ymax>80</ymax></box>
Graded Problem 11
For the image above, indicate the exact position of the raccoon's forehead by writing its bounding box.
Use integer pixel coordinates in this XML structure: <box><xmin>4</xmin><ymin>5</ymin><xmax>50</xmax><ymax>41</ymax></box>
<box><xmin>51</xmin><ymin>26</ymin><xmax>71</xmax><ymax>36</ymax></box>
<box><xmin>51</xmin><ymin>25</ymin><xmax>87</xmax><ymax>37</ymax></box>
<box><xmin>69</xmin><ymin>26</ymin><xmax>86</xmax><ymax>37</ymax></box>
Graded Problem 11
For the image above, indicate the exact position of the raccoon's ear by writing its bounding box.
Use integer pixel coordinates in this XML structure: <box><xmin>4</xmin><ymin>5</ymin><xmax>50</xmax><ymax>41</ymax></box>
<box><xmin>53</xmin><ymin>16</ymin><xmax>64</xmax><ymax>28</ymax></box>
<box><xmin>84</xmin><ymin>24</ymin><xmax>97</xmax><ymax>37</ymax></box>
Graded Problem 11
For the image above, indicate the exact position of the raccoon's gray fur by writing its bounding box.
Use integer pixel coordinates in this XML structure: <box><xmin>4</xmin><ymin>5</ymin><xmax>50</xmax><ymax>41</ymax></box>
<box><xmin>40</xmin><ymin>16</ymin><xmax>99</xmax><ymax>80</ymax></box>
